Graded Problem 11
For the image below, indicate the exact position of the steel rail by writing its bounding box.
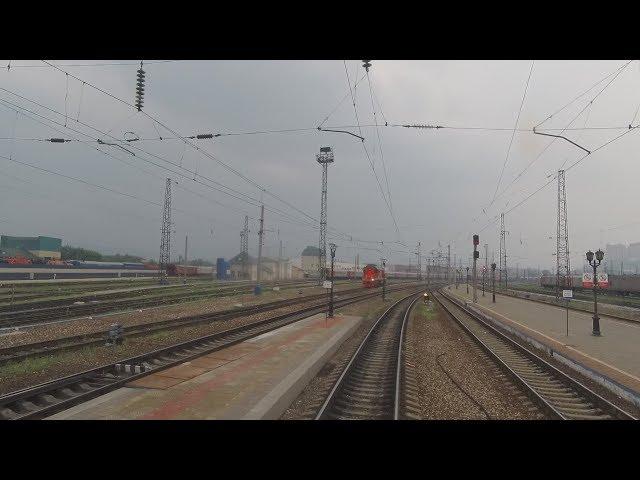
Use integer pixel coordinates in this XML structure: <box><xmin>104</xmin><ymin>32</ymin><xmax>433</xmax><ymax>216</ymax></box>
<box><xmin>434</xmin><ymin>289</ymin><xmax>636</xmax><ymax>420</ymax></box>
<box><xmin>0</xmin><ymin>286</ymin><xmax>424</xmax><ymax>420</ymax></box>
<box><xmin>394</xmin><ymin>295</ymin><xmax>420</xmax><ymax>420</ymax></box>
<box><xmin>315</xmin><ymin>291</ymin><xmax>423</xmax><ymax>420</ymax></box>
<box><xmin>0</xmin><ymin>282</ymin><xmax>422</xmax><ymax>365</ymax></box>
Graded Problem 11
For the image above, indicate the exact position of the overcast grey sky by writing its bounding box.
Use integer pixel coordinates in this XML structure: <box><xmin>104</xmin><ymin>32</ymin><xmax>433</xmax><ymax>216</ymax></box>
<box><xmin>0</xmin><ymin>60</ymin><xmax>638</xmax><ymax>270</ymax></box>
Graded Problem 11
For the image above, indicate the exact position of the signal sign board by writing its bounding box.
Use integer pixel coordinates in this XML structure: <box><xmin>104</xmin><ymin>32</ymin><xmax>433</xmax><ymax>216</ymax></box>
<box><xmin>562</xmin><ymin>289</ymin><xmax>573</xmax><ymax>299</ymax></box>
<box><xmin>322</xmin><ymin>281</ymin><xmax>332</xmax><ymax>289</ymax></box>
<box><xmin>582</xmin><ymin>273</ymin><xmax>609</xmax><ymax>288</ymax></box>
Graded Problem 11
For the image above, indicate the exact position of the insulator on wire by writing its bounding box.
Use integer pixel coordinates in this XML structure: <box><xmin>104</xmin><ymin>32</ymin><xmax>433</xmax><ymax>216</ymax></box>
<box><xmin>135</xmin><ymin>62</ymin><xmax>146</xmax><ymax>111</ymax></box>
<box><xmin>362</xmin><ymin>60</ymin><xmax>372</xmax><ymax>72</ymax></box>
<box><xmin>196</xmin><ymin>134</ymin><xmax>213</xmax><ymax>139</ymax></box>
<box><xmin>49</xmin><ymin>138</ymin><xmax>69</xmax><ymax>143</ymax></box>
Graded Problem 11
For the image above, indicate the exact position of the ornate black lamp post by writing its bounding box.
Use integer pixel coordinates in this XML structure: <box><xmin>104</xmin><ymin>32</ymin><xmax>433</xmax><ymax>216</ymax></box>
<box><xmin>586</xmin><ymin>249</ymin><xmax>604</xmax><ymax>336</ymax></box>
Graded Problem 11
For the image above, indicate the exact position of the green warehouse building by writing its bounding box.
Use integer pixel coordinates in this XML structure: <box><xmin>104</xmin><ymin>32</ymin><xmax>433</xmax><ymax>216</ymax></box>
<box><xmin>0</xmin><ymin>235</ymin><xmax>62</xmax><ymax>260</ymax></box>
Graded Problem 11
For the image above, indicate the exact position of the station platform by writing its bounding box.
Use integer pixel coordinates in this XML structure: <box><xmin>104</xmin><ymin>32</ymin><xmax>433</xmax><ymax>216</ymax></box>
<box><xmin>46</xmin><ymin>312</ymin><xmax>362</xmax><ymax>420</ymax></box>
<box><xmin>445</xmin><ymin>285</ymin><xmax>640</xmax><ymax>405</ymax></box>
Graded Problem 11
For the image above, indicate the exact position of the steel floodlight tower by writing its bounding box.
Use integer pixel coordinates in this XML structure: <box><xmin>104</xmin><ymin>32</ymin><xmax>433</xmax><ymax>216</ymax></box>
<box><xmin>316</xmin><ymin>146</ymin><xmax>334</xmax><ymax>284</ymax></box>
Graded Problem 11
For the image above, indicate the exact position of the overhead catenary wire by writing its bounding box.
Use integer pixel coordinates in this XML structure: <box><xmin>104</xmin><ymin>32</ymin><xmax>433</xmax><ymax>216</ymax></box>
<box><xmin>0</xmin><ymin>84</ymin><xmax>379</xmax><ymax>247</ymax></box>
<box><xmin>40</xmin><ymin>60</ymin><xmax>332</xmax><ymax>234</ymax></box>
<box><xmin>6</xmin><ymin>61</ymin><xmax>177</xmax><ymax>68</ymax></box>
<box><xmin>475</xmin><ymin>125</ymin><xmax>640</xmax><ymax>236</ymax></box>
<box><xmin>342</xmin><ymin>60</ymin><xmax>401</xmax><ymax>239</ymax></box>
<box><xmin>0</xmin><ymin>90</ymin><xmax>308</xmax><ymax>224</ymax></box>
<box><xmin>488</xmin><ymin>60</ymin><xmax>535</xmax><ymax>209</ymax></box>
<box><xmin>365</xmin><ymin>66</ymin><xmax>394</xmax><ymax>221</ymax></box>
<box><xmin>486</xmin><ymin>60</ymin><xmax>634</xmax><ymax>214</ymax></box>
<box><xmin>0</xmin><ymin>95</ymin><xmax>310</xmax><ymax>231</ymax></box>
<box><xmin>534</xmin><ymin>60</ymin><xmax>633</xmax><ymax>129</ymax></box>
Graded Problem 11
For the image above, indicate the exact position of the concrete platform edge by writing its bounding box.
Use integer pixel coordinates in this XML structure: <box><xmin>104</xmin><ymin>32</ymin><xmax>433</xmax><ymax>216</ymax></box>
<box><xmin>242</xmin><ymin>316</ymin><xmax>362</xmax><ymax>420</ymax></box>
<box><xmin>443</xmin><ymin>290</ymin><xmax>640</xmax><ymax>409</ymax></box>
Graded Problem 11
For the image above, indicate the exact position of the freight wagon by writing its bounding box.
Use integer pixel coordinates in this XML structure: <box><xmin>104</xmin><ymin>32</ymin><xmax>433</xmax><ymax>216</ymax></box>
<box><xmin>540</xmin><ymin>274</ymin><xmax>640</xmax><ymax>296</ymax></box>
<box><xmin>166</xmin><ymin>264</ymin><xmax>214</xmax><ymax>277</ymax></box>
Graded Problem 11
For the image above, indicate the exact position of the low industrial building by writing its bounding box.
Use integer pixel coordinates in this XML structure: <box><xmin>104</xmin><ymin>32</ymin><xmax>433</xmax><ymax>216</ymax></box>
<box><xmin>228</xmin><ymin>253</ymin><xmax>291</xmax><ymax>281</ymax></box>
<box><xmin>0</xmin><ymin>235</ymin><xmax>62</xmax><ymax>260</ymax></box>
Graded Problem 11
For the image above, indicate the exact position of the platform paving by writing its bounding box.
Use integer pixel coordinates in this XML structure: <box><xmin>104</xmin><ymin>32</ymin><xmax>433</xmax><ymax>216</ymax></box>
<box><xmin>446</xmin><ymin>285</ymin><xmax>640</xmax><ymax>399</ymax></box>
<box><xmin>46</xmin><ymin>312</ymin><xmax>362</xmax><ymax>420</ymax></box>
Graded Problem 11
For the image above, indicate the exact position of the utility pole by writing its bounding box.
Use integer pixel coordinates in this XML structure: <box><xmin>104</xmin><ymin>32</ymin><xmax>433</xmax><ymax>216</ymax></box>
<box><xmin>499</xmin><ymin>212</ymin><xmax>507</xmax><ymax>291</ymax></box>
<box><xmin>483</xmin><ymin>243</ymin><xmax>488</xmax><ymax>297</ymax></box>
<box><xmin>257</xmin><ymin>204</ymin><xmax>265</xmax><ymax>289</ymax></box>
<box><xmin>316</xmin><ymin>146</ymin><xmax>334</xmax><ymax>285</ymax></box>
<box><xmin>491</xmin><ymin>262</ymin><xmax>496</xmax><ymax>303</ymax></box>
<box><xmin>426</xmin><ymin>259</ymin><xmax>430</xmax><ymax>289</ymax></box>
<box><xmin>416</xmin><ymin>242</ymin><xmax>422</xmax><ymax>281</ymax></box>
<box><xmin>158</xmin><ymin>178</ymin><xmax>172</xmax><ymax>285</ymax></box>
<box><xmin>278</xmin><ymin>237</ymin><xmax>283</xmax><ymax>281</ymax></box>
<box><xmin>556</xmin><ymin>169</ymin><xmax>571</xmax><ymax>298</ymax></box>
<box><xmin>240</xmin><ymin>215</ymin><xmax>249</xmax><ymax>280</ymax></box>
<box><xmin>447</xmin><ymin>244</ymin><xmax>451</xmax><ymax>284</ymax></box>
<box><xmin>382</xmin><ymin>258</ymin><xmax>387</xmax><ymax>301</ymax></box>
<box><xmin>453</xmin><ymin>253</ymin><xmax>456</xmax><ymax>284</ymax></box>
<box><xmin>183</xmin><ymin>235</ymin><xmax>188</xmax><ymax>284</ymax></box>
<box><xmin>328</xmin><ymin>243</ymin><xmax>337</xmax><ymax>318</ymax></box>
<box><xmin>473</xmin><ymin>235</ymin><xmax>479</xmax><ymax>303</ymax></box>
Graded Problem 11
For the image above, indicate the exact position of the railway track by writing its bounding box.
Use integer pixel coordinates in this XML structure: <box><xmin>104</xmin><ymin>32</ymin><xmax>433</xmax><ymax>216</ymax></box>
<box><xmin>0</xmin><ymin>283</ymin><xmax>420</xmax><ymax>365</ymax></box>
<box><xmin>433</xmin><ymin>290</ymin><xmax>636</xmax><ymax>420</ymax></box>
<box><xmin>315</xmin><ymin>292</ymin><xmax>421</xmax><ymax>420</ymax></box>
<box><xmin>0</xmin><ymin>280</ymin><xmax>321</xmax><ymax>329</ymax></box>
<box><xmin>0</xmin><ymin>286</ymin><xmax>423</xmax><ymax>420</ymax></box>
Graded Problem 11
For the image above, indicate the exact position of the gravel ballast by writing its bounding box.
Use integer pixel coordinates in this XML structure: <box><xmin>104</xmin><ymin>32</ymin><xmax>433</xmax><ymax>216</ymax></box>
<box><xmin>405</xmin><ymin>300</ymin><xmax>544</xmax><ymax>419</ymax></box>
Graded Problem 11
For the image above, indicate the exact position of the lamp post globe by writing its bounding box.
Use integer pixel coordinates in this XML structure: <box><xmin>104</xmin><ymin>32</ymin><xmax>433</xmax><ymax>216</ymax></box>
<box><xmin>595</xmin><ymin>249</ymin><xmax>604</xmax><ymax>262</ymax></box>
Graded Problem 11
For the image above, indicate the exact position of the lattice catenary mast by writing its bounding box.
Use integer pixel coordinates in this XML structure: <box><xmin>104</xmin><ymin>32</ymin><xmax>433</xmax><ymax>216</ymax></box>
<box><xmin>240</xmin><ymin>215</ymin><xmax>249</xmax><ymax>280</ymax></box>
<box><xmin>158</xmin><ymin>177</ymin><xmax>172</xmax><ymax>284</ymax></box>
<box><xmin>556</xmin><ymin>169</ymin><xmax>571</xmax><ymax>296</ymax></box>
<box><xmin>316</xmin><ymin>146</ymin><xmax>334</xmax><ymax>284</ymax></box>
<box><xmin>499</xmin><ymin>213</ymin><xmax>507</xmax><ymax>289</ymax></box>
